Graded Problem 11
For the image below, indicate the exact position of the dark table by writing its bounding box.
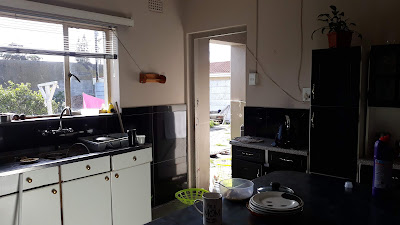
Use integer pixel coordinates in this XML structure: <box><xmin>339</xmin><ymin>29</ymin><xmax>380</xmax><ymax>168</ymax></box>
<box><xmin>147</xmin><ymin>171</ymin><xmax>400</xmax><ymax>225</ymax></box>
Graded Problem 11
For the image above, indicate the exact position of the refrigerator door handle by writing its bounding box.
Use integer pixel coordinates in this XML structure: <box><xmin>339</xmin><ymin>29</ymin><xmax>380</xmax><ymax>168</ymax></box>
<box><xmin>312</xmin><ymin>84</ymin><xmax>315</xmax><ymax>100</ymax></box>
<box><xmin>311</xmin><ymin>112</ymin><xmax>315</xmax><ymax>128</ymax></box>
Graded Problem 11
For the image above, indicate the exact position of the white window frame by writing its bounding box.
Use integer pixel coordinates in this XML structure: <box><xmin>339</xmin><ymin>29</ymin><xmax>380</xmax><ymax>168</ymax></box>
<box><xmin>0</xmin><ymin>14</ymin><xmax>116</xmax><ymax>118</ymax></box>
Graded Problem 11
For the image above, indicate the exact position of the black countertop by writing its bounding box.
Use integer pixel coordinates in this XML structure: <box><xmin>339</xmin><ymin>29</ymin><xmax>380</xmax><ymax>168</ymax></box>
<box><xmin>0</xmin><ymin>143</ymin><xmax>152</xmax><ymax>177</ymax></box>
<box><xmin>147</xmin><ymin>171</ymin><xmax>400</xmax><ymax>225</ymax></box>
<box><xmin>230</xmin><ymin>137</ymin><xmax>308</xmax><ymax>156</ymax></box>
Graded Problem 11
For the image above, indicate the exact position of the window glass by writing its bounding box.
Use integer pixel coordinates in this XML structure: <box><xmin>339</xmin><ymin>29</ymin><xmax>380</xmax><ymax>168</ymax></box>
<box><xmin>0</xmin><ymin>17</ymin><xmax>64</xmax><ymax>51</ymax></box>
<box><xmin>0</xmin><ymin>53</ymin><xmax>65</xmax><ymax>115</ymax></box>
<box><xmin>70</xmin><ymin>57</ymin><xmax>106</xmax><ymax>111</ymax></box>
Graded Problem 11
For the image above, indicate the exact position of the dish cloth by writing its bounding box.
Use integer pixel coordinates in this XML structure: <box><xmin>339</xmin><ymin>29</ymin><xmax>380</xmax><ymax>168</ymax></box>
<box><xmin>234</xmin><ymin>136</ymin><xmax>264</xmax><ymax>144</ymax></box>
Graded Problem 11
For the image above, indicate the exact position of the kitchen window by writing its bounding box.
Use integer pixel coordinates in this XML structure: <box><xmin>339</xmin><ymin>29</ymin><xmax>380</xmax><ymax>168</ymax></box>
<box><xmin>0</xmin><ymin>15</ymin><xmax>117</xmax><ymax>117</ymax></box>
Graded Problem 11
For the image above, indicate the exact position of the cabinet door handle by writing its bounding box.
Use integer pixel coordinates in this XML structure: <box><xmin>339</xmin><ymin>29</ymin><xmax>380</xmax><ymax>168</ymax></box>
<box><xmin>279</xmin><ymin>158</ymin><xmax>294</xmax><ymax>163</ymax></box>
<box><xmin>133</xmin><ymin>156</ymin><xmax>137</xmax><ymax>161</ymax></box>
<box><xmin>242</xmin><ymin>152</ymin><xmax>254</xmax><ymax>157</ymax></box>
<box><xmin>52</xmin><ymin>189</ymin><xmax>57</xmax><ymax>194</ymax></box>
<box><xmin>86</xmin><ymin>165</ymin><xmax>91</xmax><ymax>170</ymax></box>
<box><xmin>26</xmin><ymin>177</ymin><xmax>32</xmax><ymax>183</ymax></box>
<box><xmin>311</xmin><ymin>112</ymin><xmax>315</xmax><ymax>128</ymax></box>
<box><xmin>105</xmin><ymin>176</ymin><xmax>110</xmax><ymax>181</ymax></box>
<box><xmin>256</xmin><ymin>169</ymin><xmax>260</xmax><ymax>178</ymax></box>
<box><xmin>115</xmin><ymin>173</ymin><xmax>119</xmax><ymax>179</ymax></box>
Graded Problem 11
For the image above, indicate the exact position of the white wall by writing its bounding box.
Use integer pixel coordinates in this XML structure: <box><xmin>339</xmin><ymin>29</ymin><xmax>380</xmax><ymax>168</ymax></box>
<box><xmin>31</xmin><ymin>0</ymin><xmax>185</xmax><ymax>108</ymax></box>
<box><xmin>183</xmin><ymin>0</ymin><xmax>400</xmax><ymax>108</ymax></box>
<box><xmin>183</xmin><ymin>0</ymin><xmax>400</xmax><ymax>156</ymax></box>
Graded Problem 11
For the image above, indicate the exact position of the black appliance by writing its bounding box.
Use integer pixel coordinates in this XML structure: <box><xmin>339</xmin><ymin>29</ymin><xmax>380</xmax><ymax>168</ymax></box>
<box><xmin>310</xmin><ymin>47</ymin><xmax>361</xmax><ymax>180</ymax></box>
<box><xmin>272</xmin><ymin>115</ymin><xmax>294</xmax><ymax>148</ymax></box>
<box><xmin>244</xmin><ymin>107</ymin><xmax>309</xmax><ymax>149</ymax></box>
<box><xmin>122</xmin><ymin>105</ymin><xmax>187</xmax><ymax>207</ymax></box>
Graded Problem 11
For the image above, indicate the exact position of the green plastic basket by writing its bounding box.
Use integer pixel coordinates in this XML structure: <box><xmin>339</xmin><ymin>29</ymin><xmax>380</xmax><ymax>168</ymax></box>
<box><xmin>175</xmin><ymin>188</ymin><xmax>209</xmax><ymax>205</ymax></box>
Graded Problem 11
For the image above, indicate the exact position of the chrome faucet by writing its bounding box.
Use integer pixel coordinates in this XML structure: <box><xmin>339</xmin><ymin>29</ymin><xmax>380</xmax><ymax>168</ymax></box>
<box><xmin>41</xmin><ymin>107</ymin><xmax>74</xmax><ymax>136</ymax></box>
<box><xmin>59</xmin><ymin>107</ymin><xmax>72</xmax><ymax>131</ymax></box>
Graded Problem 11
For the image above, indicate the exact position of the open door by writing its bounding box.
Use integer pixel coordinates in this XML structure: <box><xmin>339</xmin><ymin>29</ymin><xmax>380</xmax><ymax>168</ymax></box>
<box><xmin>194</xmin><ymin>38</ymin><xmax>210</xmax><ymax>190</ymax></box>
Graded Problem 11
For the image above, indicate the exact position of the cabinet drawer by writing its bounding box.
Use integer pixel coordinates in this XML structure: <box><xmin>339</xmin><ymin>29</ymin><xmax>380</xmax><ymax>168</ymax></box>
<box><xmin>112</xmin><ymin>148</ymin><xmax>152</xmax><ymax>171</ymax></box>
<box><xmin>23</xmin><ymin>166</ymin><xmax>59</xmax><ymax>190</ymax></box>
<box><xmin>232</xmin><ymin>146</ymin><xmax>265</xmax><ymax>163</ymax></box>
<box><xmin>268</xmin><ymin>152</ymin><xmax>307</xmax><ymax>172</ymax></box>
<box><xmin>61</xmin><ymin>156</ymin><xmax>110</xmax><ymax>181</ymax></box>
<box><xmin>232</xmin><ymin>159</ymin><xmax>263</xmax><ymax>180</ymax></box>
<box><xmin>0</xmin><ymin>174</ymin><xmax>19</xmax><ymax>196</ymax></box>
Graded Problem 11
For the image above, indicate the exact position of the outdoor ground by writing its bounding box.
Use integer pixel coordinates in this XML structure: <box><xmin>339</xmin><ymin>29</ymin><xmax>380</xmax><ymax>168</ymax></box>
<box><xmin>209</xmin><ymin>124</ymin><xmax>232</xmax><ymax>191</ymax></box>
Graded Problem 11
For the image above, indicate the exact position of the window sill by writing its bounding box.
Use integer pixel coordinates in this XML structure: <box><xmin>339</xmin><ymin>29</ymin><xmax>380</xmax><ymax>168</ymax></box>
<box><xmin>0</xmin><ymin>113</ymin><xmax>115</xmax><ymax>127</ymax></box>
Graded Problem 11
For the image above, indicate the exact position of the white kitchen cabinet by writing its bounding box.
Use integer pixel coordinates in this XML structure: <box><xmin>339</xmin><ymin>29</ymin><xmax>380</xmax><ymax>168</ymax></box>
<box><xmin>62</xmin><ymin>172</ymin><xmax>112</xmax><ymax>225</ymax></box>
<box><xmin>0</xmin><ymin>193</ymin><xmax>18</xmax><ymax>225</ymax></box>
<box><xmin>111</xmin><ymin>163</ymin><xmax>152</xmax><ymax>225</ymax></box>
<box><xmin>22</xmin><ymin>184</ymin><xmax>61</xmax><ymax>225</ymax></box>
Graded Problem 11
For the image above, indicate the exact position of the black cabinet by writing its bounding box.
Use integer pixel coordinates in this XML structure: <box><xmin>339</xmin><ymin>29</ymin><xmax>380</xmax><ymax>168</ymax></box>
<box><xmin>232</xmin><ymin>159</ymin><xmax>263</xmax><ymax>180</ymax></box>
<box><xmin>310</xmin><ymin>106</ymin><xmax>358</xmax><ymax>180</ymax></box>
<box><xmin>232</xmin><ymin>146</ymin><xmax>265</xmax><ymax>180</ymax></box>
<box><xmin>311</xmin><ymin>47</ymin><xmax>361</xmax><ymax>107</ymax></box>
<box><xmin>369</xmin><ymin>45</ymin><xmax>400</xmax><ymax>107</ymax></box>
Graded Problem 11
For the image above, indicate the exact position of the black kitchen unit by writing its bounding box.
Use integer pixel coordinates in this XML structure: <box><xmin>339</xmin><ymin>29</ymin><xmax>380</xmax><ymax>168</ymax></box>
<box><xmin>310</xmin><ymin>47</ymin><xmax>361</xmax><ymax>180</ymax></box>
<box><xmin>232</xmin><ymin>146</ymin><xmax>265</xmax><ymax>180</ymax></box>
<box><xmin>368</xmin><ymin>44</ymin><xmax>400</xmax><ymax>107</ymax></box>
<box><xmin>122</xmin><ymin>105</ymin><xmax>187</xmax><ymax>207</ymax></box>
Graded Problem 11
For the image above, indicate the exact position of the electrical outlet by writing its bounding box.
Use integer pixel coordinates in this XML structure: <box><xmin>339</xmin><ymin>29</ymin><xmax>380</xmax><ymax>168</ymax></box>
<box><xmin>249</xmin><ymin>73</ymin><xmax>257</xmax><ymax>86</ymax></box>
<box><xmin>303</xmin><ymin>88</ymin><xmax>311</xmax><ymax>102</ymax></box>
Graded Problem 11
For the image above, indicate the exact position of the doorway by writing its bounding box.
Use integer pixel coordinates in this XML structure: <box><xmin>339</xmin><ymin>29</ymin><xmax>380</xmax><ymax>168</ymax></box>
<box><xmin>209</xmin><ymin>42</ymin><xmax>232</xmax><ymax>191</ymax></box>
<box><xmin>190</xmin><ymin>28</ymin><xmax>247</xmax><ymax>190</ymax></box>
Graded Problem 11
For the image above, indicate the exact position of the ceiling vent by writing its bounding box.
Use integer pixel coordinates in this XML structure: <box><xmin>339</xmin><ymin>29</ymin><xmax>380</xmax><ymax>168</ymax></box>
<box><xmin>148</xmin><ymin>0</ymin><xmax>163</xmax><ymax>13</ymax></box>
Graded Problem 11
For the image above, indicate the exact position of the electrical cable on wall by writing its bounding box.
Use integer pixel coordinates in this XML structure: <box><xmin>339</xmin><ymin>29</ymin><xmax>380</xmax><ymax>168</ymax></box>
<box><xmin>252</xmin><ymin>0</ymin><xmax>304</xmax><ymax>103</ymax></box>
<box><xmin>246</xmin><ymin>46</ymin><xmax>303</xmax><ymax>103</ymax></box>
<box><xmin>111</xmin><ymin>29</ymin><xmax>143</xmax><ymax>72</ymax></box>
<box><xmin>253</xmin><ymin>0</ymin><xmax>304</xmax><ymax>103</ymax></box>
<box><xmin>297</xmin><ymin>0</ymin><xmax>304</xmax><ymax>93</ymax></box>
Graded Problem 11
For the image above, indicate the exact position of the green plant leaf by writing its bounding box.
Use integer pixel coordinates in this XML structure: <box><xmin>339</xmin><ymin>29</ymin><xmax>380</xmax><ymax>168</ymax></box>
<box><xmin>339</xmin><ymin>12</ymin><xmax>344</xmax><ymax>16</ymax></box>
<box><xmin>318</xmin><ymin>19</ymin><xmax>329</xmax><ymax>22</ymax></box>
<box><xmin>349</xmin><ymin>22</ymin><xmax>356</xmax><ymax>26</ymax></box>
<box><xmin>330</xmin><ymin>5</ymin><xmax>337</xmax><ymax>11</ymax></box>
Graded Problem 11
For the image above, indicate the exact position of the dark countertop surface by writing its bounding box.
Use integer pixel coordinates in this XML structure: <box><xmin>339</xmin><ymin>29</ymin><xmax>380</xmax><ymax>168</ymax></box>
<box><xmin>147</xmin><ymin>171</ymin><xmax>400</xmax><ymax>225</ymax></box>
<box><xmin>358</xmin><ymin>157</ymin><xmax>400</xmax><ymax>170</ymax></box>
<box><xmin>0</xmin><ymin>143</ymin><xmax>152</xmax><ymax>177</ymax></box>
<box><xmin>230</xmin><ymin>137</ymin><xmax>308</xmax><ymax>156</ymax></box>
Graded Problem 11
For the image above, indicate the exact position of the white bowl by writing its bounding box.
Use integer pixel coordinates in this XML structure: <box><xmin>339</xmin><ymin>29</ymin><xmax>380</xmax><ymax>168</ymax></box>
<box><xmin>219</xmin><ymin>178</ymin><xmax>254</xmax><ymax>201</ymax></box>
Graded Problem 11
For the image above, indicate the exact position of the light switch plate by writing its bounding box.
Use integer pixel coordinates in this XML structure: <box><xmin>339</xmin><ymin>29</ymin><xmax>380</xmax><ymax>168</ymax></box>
<box><xmin>249</xmin><ymin>73</ymin><xmax>257</xmax><ymax>86</ymax></box>
<box><xmin>303</xmin><ymin>88</ymin><xmax>311</xmax><ymax>102</ymax></box>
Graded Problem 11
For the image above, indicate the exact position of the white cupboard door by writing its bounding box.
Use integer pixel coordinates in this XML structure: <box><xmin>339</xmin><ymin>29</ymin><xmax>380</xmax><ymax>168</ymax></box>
<box><xmin>0</xmin><ymin>193</ymin><xmax>18</xmax><ymax>225</ymax></box>
<box><xmin>22</xmin><ymin>184</ymin><xmax>61</xmax><ymax>225</ymax></box>
<box><xmin>111</xmin><ymin>163</ymin><xmax>152</xmax><ymax>225</ymax></box>
<box><xmin>62</xmin><ymin>173</ymin><xmax>112</xmax><ymax>225</ymax></box>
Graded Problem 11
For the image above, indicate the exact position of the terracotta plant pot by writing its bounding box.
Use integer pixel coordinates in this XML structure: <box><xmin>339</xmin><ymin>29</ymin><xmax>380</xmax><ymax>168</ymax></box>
<box><xmin>327</xmin><ymin>31</ymin><xmax>353</xmax><ymax>48</ymax></box>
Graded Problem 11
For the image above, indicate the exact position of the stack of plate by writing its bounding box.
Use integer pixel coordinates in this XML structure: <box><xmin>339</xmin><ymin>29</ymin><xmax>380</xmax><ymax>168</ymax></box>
<box><xmin>247</xmin><ymin>192</ymin><xmax>304</xmax><ymax>216</ymax></box>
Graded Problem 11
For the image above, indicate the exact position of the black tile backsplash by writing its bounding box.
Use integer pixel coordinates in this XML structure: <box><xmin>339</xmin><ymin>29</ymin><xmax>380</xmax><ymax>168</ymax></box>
<box><xmin>0</xmin><ymin>115</ymin><xmax>120</xmax><ymax>155</ymax></box>
<box><xmin>244</xmin><ymin>107</ymin><xmax>310</xmax><ymax>148</ymax></box>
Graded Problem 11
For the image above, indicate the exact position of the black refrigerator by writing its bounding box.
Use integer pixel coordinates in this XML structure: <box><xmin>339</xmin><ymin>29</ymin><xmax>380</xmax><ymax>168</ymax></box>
<box><xmin>310</xmin><ymin>47</ymin><xmax>361</xmax><ymax>180</ymax></box>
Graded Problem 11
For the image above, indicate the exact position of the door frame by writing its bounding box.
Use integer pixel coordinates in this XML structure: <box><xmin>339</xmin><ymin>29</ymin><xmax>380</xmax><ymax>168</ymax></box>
<box><xmin>185</xmin><ymin>26</ymin><xmax>247</xmax><ymax>188</ymax></box>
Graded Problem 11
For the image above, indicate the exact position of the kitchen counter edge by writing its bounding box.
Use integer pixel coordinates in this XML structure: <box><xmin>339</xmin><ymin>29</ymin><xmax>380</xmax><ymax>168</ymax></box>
<box><xmin>0</xmin><ymin>143</ymin><xmax>152</xmax><ymax>177</ymax></box>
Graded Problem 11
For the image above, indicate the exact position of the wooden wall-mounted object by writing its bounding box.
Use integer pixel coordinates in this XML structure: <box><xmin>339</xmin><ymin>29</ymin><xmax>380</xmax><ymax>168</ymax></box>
<box><xmin>140</xmin><ymin>73</ymin><xmax>166</xmax><ymax>83</ymax></box>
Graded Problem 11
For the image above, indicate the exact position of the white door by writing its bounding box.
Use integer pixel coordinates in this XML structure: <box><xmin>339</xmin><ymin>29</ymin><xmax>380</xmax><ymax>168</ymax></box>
<box><xmin>111</xmin><ymin>163</ymin><xmax>151</xmax><ymax>225</ymax></box>
<box><xmin>0</xmin><ymin>193</ymin><xmax>18</xmax><ymax>225</ymax></box>
<box><xmin>62</xmin><ymin>173</ymin><xmax>112</xmax><ymax>225</ymax></box>
<box><xmin>194</xmin><ymin>38</ymin><xmax>211</xmax><ymax>189</ymax></box>
<box><xmin>22</xmin><ymin>184</ymin><xmax>61</xmax><ymax>225</ymax></box>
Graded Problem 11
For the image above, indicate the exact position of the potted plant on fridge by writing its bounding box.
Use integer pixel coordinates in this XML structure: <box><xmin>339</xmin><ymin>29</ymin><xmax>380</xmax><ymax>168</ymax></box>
<box><xmin>311</xmin><ymin>5</ymin><xmax>362</xmax><ymax>48</ymax></box>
